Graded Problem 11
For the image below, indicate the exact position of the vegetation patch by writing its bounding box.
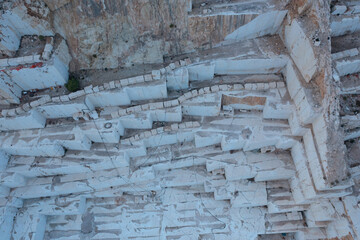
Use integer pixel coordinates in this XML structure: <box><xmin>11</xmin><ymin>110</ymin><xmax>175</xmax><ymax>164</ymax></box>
<box><xmin>65</xmin><ymin>76</ymin><xmax>80</xmax><ymax>92</ymax></box>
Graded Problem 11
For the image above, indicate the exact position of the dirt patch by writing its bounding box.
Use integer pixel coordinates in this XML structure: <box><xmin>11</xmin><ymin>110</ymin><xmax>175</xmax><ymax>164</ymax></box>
<box><xmin>285</xmin><ymin>0</ymin><xmax>310</xmax><ymax>20</ymax></box>
<box><xmin>314</xmin><ymin>69</ymin><xmax>326</xmax><ymax>99</ymax></box>
<box><xmin>15</xmin><ymin>35</ymin><xmax>46</xmax><ymax>57</ymax></box>
<box><xmin>222</xmin><ymin>95</ymin><xmax>266</xmax><ymax>107</ymax></box>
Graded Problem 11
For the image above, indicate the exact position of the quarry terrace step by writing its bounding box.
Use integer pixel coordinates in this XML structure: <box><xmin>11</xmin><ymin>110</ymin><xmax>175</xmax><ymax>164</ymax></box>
<box><xmin>0</xmin><ymin>1</ymin><xmax>359</xmax><ymax>239</ymax></box>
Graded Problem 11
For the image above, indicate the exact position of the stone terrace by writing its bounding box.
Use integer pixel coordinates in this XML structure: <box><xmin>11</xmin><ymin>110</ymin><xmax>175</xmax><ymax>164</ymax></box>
<box><xmin>0</xmin><ymin>1</ymin><xmax>359</xmax><ymax>240</ymax></box>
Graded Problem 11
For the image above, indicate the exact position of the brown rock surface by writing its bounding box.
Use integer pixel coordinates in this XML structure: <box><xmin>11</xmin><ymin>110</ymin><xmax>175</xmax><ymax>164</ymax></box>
<box><xmin>22</xmin><ymin>0</ymin><xmax>260</xmax><ymax>70</ymax></box>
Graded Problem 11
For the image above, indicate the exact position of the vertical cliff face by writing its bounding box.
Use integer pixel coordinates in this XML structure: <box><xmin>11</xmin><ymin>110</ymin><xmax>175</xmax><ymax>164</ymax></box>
<box><xmin>50</xmin><ymin>0</ymin><xmax>261</xmax><ymax>70</ymax></box>
<box><xmin>5</xmin><ymin>0</ymin><xmax>272</xmax><ymax>71</ymax></box>
<box><xmin>1</xmin><ymin>0</ymin><xmax>283</xmax><ymax>70</ymax></box>
<box><xmin>50</xmin><ymin>0</ymin><xmax>189</xmax><ymax>70</ymax></box>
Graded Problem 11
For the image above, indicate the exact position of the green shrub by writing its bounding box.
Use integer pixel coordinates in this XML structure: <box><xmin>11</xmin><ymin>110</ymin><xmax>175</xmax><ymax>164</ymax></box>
<box><xmin>65</xmin><ymin>77</ymin><xmax>80</xmax><ymax>92</ymax></box>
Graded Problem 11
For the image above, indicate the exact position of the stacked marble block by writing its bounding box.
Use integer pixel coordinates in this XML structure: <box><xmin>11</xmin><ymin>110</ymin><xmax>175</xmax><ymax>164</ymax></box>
<box><xmin>0</xmin><ymin>1</ymin><xmax>53</xmax><ymax>56</ymax></box>
<box><xmin>0</xmin><ymin>37</ymin><xmax>70</xmax><ymax>105</ymax></box>
<box><xmin>0</xmin><ymin>52</ymin><xmax>357</xmax><ymax>239</ymax></box>
<box><xmin>330</xmin><ymin>5</ymin><xmax>360</xmax><ymax>239</ymax></box>
<box><xmin>275</xmin><ymin>13</ymin><xmax>360</xmax><ymax>239</ymax></box>
<box><xmin>330</xmin><ymin>0</ymin><xmax>360</xmax><ymax>140</ymax></box>
<box><xmin>330</xmin><ymin>19</ymin><xmax>360</xmax><ymax>141</ymax></box>
<box><xmin>331</xmin><ymin>4</ymin><xmax>360</xmax><ymax>38</ymax></box>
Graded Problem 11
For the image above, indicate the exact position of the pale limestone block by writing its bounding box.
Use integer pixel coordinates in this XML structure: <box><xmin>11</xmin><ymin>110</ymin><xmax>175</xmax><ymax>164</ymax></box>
<box><xmin>59</xmin><ymin>95</ymin><xmax>70</xmax><ymax>102</ymax></box>
<box><xmin>251</xmin><ymin>83</ymin><xmax>257</xmax><ymax>90</ymax></box>
<box><xmin>152</xmin><ymin>70</ymin><xmax>161</xmax><ymax>80</ymax></box>
<box><xmin>139</xmin><ymin>132</ymin><xmax>145</xmax><ymax>139</ymax></box>
<box><xmin>84</xmin><ymin>85</ymin><xmax>93</xmax><ymax>94</ymax></box>
<box><xmin>157</xmin><ymin>127</ymin><xmax>164</xmax><ymax>133</ymax></box>
<box><xmin>0</xmin><ymin>59</ymin><xmax>9</xmax><ymax>67</ymax></box>
<box><xmin>30</xmin><ymin>100</ymin><xmax>41</xmax><ymax>107</ymax></box>
<box><xmin>170</xmin><ymin>99</ymin><xmax>179</xmax><ymax>106</ymax></box>
<box><xmin>83</xmin><ymin>113</ymin><xmax>90</xmax><ymax>120</ymax></box>
<box><xmin>269</xmin><ymin>82</ymin><xmax>277</xmax><ymax>89</ymax></box>
<box><xmin>277</xmin><ymin>82</ymin><xmax>285</xmax><ymax>88</ymax></box>
<box><xmin>118</xmin><ymin>109</ymin><xmax>127</xmax><ymax>116</ymax></box>
<box><xmin>257</xmin><ymin>83</ymin><xmax>265</xmax><ymax>90</ymax></box>
<box><xmin>204</xmin><ymin>87</ymin><xmax>211</xmax><ymax>93</ymax></box>
<box><xmin>15</xmin><ymin>107</ymin><xmax>25</xmax><ymax>115</ymax></box>
<box><xmin>192</xmin><ymin>121</ymin><xmax>200</xmax><ymax>127</ymax></box>
<box><xmin>169</xmin><ymin>63</ymin><xmax>176</xmax><ymax>69</ymax></box>
<box><xmin>133</xmin><ymin>106</ymin><xmax>141</xmax><ymax>112</ymax></box>
<box><xmin>211</xmin><ymin>85</ymin><xmax>219</xmax><ymax>92</ymax></box>
<box><xmin>120</xmin><ymin>79</ymin><xmax>129</xmax><ymax>86</ymax></box>
<box><xmin>134</xmin><ymin>76</ymin><xmax>144</xmax><ymax>83</ymax></box>
<box><xmin>21</xmin><ymin>103</ymin><xmax>31</xmax><ymax>111</ymax></box>
<box><xmin>141</xmin><ymin>104</ymin><xmax>149</xmax><ymax>111</ymax></box>
<box><xmin>72</xmin><ymin>112</ymin><xmax>81</xmax><ymax>121</ymax></box>
<box><xmin>38</xmin><ymin>95</ymin><xmax>51</xmax><ymax>104</ymax></box>
<box><xmin>178</xmin><ymin>96</ymin><xmax>186</xmax><ymax>103</ymax></box>
<box><xmin>23</xmin><ymin>55</ymin><xmax>34</xmax><ymax>64</ymax></box>
<box><xmin>109</xmin><ymin>81</ymin><xmax>115</xmax><ymax>88</ymax></box>
<box><xmin>7</xmin><ymin>109</ymin><xmax>16</xmax><ymax>117</ymax></box>
<box><xmin>171</xmin><ymin>123</ymin><xmax>178</xmax><ymax>130</ymax></box>
<box><xmin>93</xmin><ymin>86</ymin><xmax>100</xmax><ymax>92</ymax></box>
<box><xmin>332</xmin><ymin>5</ymin><xmax>347</xmax><ymax>15</ymax></box>
<box><xmin>234</xmin><ymin>84</ymin><xmax>244</xmax><ymax>90</ymax></box>
<box><xmin>185</xmin><ymin>122</ymin><xmax>193</xmax><ymax>128</ymax></box>
<box><xmin>103</xmin><ymin>83</ymin><xmax>110</xmax><ymax>89</ymax></box>
<box><xmin>165</xmin><ymin>66</ymin><xmax>172</xmax><ymax>72</ymax></box>
<box><xmin>149</xmin><ymin>103</ymin><xmax>158</xmax><ymax>110</ymax></box>
<box><xmin>114</xmin><ymin>80</ymin><xmax>120</xmax><ymax>88</ymax></box>
<box><xmin>191</xmin><ymin>89</ymin><xmax>198</xmax><ymax>96</ymax></box>
<box><xmin>164</xmin><ymin>101</ymin><xmax>172</xmax><ymax>108</ymax></box>
<box><xmin>1</xmin><ymin>110</ymin><xmax>9</xmax><ymax>117</ymax></box>
<box><xmin>111</xmin><ymin>111</ymin><xmax>120</xmax><ymax>119</ymax></box>
<box><xmin>126</xmin><ymin>107</ymin><xmax>135</xmax><ymax>114</ymax></box>
<box><xmin>219</xmin><ymin>84</ymin><xmax>228</xmax><ymax>91</ymax></box>
<box><xmin>225</xmin><ymin>165</ymin><xmax>256</xmax><ymax>180</ymax></box>
<box><xmin>144</xmin><ymin>74</ymin><xmax>152</xmax><ymax>82</ymax></box>
<box><xmin>154</xmin><ymin>102</ymin><xmax>164</xmax><ymax>109</ymax></box>
<box><xmin>184</xmin><ymin>92</ymin><xmax>192</xmax><ymax>99</ymax></box>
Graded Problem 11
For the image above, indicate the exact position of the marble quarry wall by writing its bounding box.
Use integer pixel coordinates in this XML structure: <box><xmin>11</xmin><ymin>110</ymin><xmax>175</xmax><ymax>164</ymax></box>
<box><xmin>0</xmin><ymin>34</ymin><xmax>71</xmax><ymax>105</ymax></box>
<box><xmin>0</xmin><ymin>0</ymin><xmax>360</xmax><ymax>240</ymax></box>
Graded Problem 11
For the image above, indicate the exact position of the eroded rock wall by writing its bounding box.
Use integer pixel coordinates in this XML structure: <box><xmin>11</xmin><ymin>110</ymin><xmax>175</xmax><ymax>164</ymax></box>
<box><xmin>50</xmin><ymin>0</ymin><xmax>263</xmax><ymax>70</ymax></box>
<box><xmin>3</xmin><ymin>0</ymin><xmax>286</xmax><ymax>70</ymax></box>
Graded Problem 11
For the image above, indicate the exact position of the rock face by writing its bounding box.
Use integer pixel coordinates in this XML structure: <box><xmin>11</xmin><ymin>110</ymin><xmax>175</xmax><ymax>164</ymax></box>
<box><xmin>53</xmin><ymin>0</ymin><xmax>189</xmax><ymax>69</ymax></box>
<box><xmin>1</xmin><ymin>0</ymin><xmax>360</xmax><ymax>240</ymax></box>
<box><xmin>50</xmin><ymin>0</ymin><xmax>262</xmax><ymax>70</ymax></box>
<box><xmin>2</xmin><ymin>0</ymin><xmax>282</xmax><ymax>70</ymax></box>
